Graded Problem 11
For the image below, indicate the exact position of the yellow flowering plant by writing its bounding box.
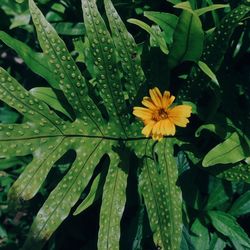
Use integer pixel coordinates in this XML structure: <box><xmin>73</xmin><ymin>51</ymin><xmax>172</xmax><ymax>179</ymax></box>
<box><xmin>0</xmin><ymin>0</ymin><xmax>250</xmax><ymax>249</ymax></box>
<box><xmin>133</xmin><ymin>87</ymin><xmax>192</xmax><ymax>140</ymax></box>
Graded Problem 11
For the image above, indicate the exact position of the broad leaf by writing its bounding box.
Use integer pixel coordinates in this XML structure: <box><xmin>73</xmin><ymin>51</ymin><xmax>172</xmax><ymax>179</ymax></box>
<box><xmin>127</xmin><ymin>18</ymin><xmax>169</xmax><ymax>54</ymax></box>
<box><xmin>198</xmin><ymin>61</ymin><xmax>219</xmax><ymax>86</ymax></box>
<box><xmin>203</xmin><ymin>132</ymin><xmax>250</xmax><ymax>167</ymax></box>
<box><xmin>209</xmin><ymin>233</ymin><xmax>226</xmax><ymax>250</ymax></box>
<box><xmin>205</xmin><ymin>180</ymin><xmax>229</xmax><ymax>210</ymax></box>
<box><xmin>144</xmin><ymin>11</ymin><xmax>178</xmax><ymax>44</ymax></box>
<box><xmin>195</xmin><ymin>4</ymin><xmax>229</xmax><ymax>16</ymax></box>
<box><xmin>0</xmin><ymin>31</ymin><xmax>60</xmax><ymax>89</ymax></box>
<box><xmin>228</xmin><ymin>191</ymin><xmax>250</xmax><ymax>217</ymax></box>
<box><xmin>208</xmin><ymin>211</ymin><xmax>250</xmax><ymax>248</ymax></box>
<box><xmin>168</xmin><ymin>8</ymin><xmax>204</xmax><ymax>69</ymax></box>
<box><xmin>131</xmin><ymin>139</ymin><xmax>182</xmax><ymax>249</ymax></box>
<box><xmin>190</xmin><ymin>218</ymin><xmax>209</xmax><ymax>250</ymax></box>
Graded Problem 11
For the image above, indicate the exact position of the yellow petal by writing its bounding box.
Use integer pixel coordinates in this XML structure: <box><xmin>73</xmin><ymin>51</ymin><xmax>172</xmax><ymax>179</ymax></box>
<box><xmin>169</xmin><ymin>117</ymin><xmax>190</xmax><ymax>127</ymax></box>
<box><xmin>168</xmin><ymin>105</ymin><xmax>192</xmax><ymax>117</ymax></box>
<box><xmin>149</xmin><ymin>87</ymin><xmax>162</xmax><ymax>107</ymax></box>
<box><xmin>142</xmin><ymin>121</ymin><xmax>155</xmax><ymax>137</ymax></box>
<box><xmin>133</xmin><ymin>107</ymin><xmax>153</xmax><ymax>120</ymax></box>
<box><xmin>168</xmin><ymin>105</ymin><xmax>192</xmax><ymax>126</ymax></box>
<box><xmin>152</xmin><ymin>121</ymin><xmax>161</xmax><ymax>134</ymax></box>
<box><xmin>159</xmin><ymin>120</ymin><xmax>166</xmax><ymax>135</ymax></box>
<box><xmin>162</xmin><ymin>91</ymin><xmax>175</xmax><ymax>108</ymax></box>
<box><xmin>142</xmin><ymin>97</ymin><xmax>157</xmax><ymax>110</ymax></box>
<box><xmin>163</xmin><ymin>119</ymin><xmax>176</xmax><ymax>135</ymax></box>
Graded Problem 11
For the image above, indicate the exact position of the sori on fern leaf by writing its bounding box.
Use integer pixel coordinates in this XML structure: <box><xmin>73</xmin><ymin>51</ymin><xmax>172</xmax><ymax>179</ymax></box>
<box><xmin>0</xmin><ymin>0</ymin><xmax>184</xmax><ymax>249</ymax></box>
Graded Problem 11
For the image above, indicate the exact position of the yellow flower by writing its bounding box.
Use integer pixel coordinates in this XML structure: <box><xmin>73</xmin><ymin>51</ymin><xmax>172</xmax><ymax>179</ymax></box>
<box><xmin>133</xmin><ymin>87</ymin><xmax>192</xmax><ymax>141</ymax></box>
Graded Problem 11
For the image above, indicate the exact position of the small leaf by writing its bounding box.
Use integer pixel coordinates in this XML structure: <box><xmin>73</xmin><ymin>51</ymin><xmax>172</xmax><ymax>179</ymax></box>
<box><xmin>203</xmin><ymin>132</ymin><xmax>250</xmax><ymax>167</ymax></box>
<box><xmin>195</xmin><ymin>4</ymin><xmax>230</xmax><ymax>16</ymax></box>
<box><xmin>144</xmin><ymin>11</ymin><xmax>178</xmax><ymax>44</ymax></box>
<box><xmin>29</xmin><ymin>87</ymin><xmax>72</xmax><ymax>119</ymax></box>
<box><xmin>73</xmin><ymin>172</ymin><xmax>102</xmax><ymax>215</ymax></box>
<box><xmin>206</xmin><ymin>180</ymin><xmax>229</xmax><ymax>210</ymax></box>
<box><xmin>168</xmin><ymin>9</ymin><xmax>204</xmax><ymax>68</ymax></box>
<box><xmin>190</xmin><ymin>218</ymin><xmax>209</xmax><ymax>250</ymax></box>
<box><xmin>208</xmin><ymin>211</ymin><xmax>250</xmax><ymax>248</ymax></box>
<box><xmin>9</xmin><ymin>12</ymin><xmax>30</xmax><ymax>29</ymax></box>
<box><xmin>0</xmin><ymin>107</ymin><xmax>19</xmax><ymax>123</ymax></box>
<box><xmin>195</xmin><ymin>123</ymin><xmax>229</xmax><ymax>139</ymax></box>
<box><xmin>127</xmin><ymin>18</ymin><xmax>169</xmax><ymax>54</ymax></box>
<box><xmin>198</xmin><ymin>61</ymin><xmax>219</xmax><ymax>86</ymax></box>
<box><xmin>174</xmin><ymin>1</ymin><xmax>194</xmax><ymax>13</ymax></box>
<box><xmin>209</xmin><ymin>233</ymin><xmax>226</xmax><ymax>250</ymax></box>
<box><xmin>0</xmin><ymin>31</ymin><xmax>60</xmax><ymax>89</ymax></box>
<box><xmin>228</xmin><ymin>191</ymin><xmax>250</xmax><ymax>217</ymax></box>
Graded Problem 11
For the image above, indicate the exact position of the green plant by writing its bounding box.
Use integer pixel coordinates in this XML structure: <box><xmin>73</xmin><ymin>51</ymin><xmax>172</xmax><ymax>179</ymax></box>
<box><xmin>1</xmin><ymin>0</ymin><xmax>250</xmax><ymax>249</ymax></box>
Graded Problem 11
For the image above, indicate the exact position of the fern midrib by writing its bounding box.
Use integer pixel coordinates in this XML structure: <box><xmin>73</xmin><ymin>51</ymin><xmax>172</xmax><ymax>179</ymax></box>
<box><xmin>85</xmin><ymin>0</ymin><xmax>128</xmax><ymax>138</ymax></box>
<box><xmin>0</xmin><ymin>134</ymin><xmax>147</xmax><ymax>141</ymax></box>
<box><xmin>32</xmin><ymin>7</ymin><xmax>104</xmax><ymax>137</ymax></box>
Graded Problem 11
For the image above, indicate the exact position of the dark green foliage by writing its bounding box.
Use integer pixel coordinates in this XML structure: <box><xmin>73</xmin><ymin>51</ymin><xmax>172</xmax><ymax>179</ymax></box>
<box><xmin>0</xmin><ymin>0</ymin><xmax>250</xmax><ymax>250</ymax></box>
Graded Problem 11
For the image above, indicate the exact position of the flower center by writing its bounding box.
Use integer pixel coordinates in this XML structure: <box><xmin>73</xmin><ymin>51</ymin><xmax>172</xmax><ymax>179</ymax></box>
<box><xmin>152</xmin><ymin>108</ymin><xmax>168</xmax><ymax>121</ymax></box>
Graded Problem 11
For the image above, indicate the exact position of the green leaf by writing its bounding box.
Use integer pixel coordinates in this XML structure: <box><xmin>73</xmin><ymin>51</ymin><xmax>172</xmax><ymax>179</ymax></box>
<box><xmin>0</xmin><ymin>107</ymin><xmax>19</xmax><ymax>124</ymax></box>
<box><xmin>0</xmin><ymin>31</ymin><xmax>60</xmax><ymax>89</ymax></box>
<box><xmin>195</xmin><ymin>4</ymin><xmax>230</xmax><ymax>16</ymax></box>
<box><xmin>198</xmin><ymin>61</ymin><xmax>219</xmax><ymax>86</ymax></box>
<box><xmin>52</xmin><ymin>22</ymin><xmax>85</xmax><ymax>36</ymax></box>
<box><xmin>209</xmin><ymin>233</ymin><xmax>226</xmax><ymax>250</ymax></box>
<box><xmin>127</xmin><ymin>18</ymin><xmax>169</xmax><ymax>54</ymax></box>
<box><xmin>168</xmin><ymin>9</ymin><xmax>204</xmax><ymax>69</ymax></box>
<box><xmin>190</xmin><ymin>218</ymin><xmax>209</xmax><ymax>250</ymax></box>
<box><xmin>134</xmin><ymin>139</ymin><xmax>182</xmax><ymax>250</ymax></box>
<box><xmin>214</xmin><ymin>162</ymin><xmax>250</xmax><ymax>184</ymax></box>
<box><xmin>208</xmin><ymin>211</ymin><xmax>250</xmax><ymax>248</ymax></box>
<box><xmin>174</xmin><ymin>1</ymin><xmax>194</xmax><ymax>13</ymax></box>
<box><xmin>228</xmin><ymin>190</ymin><xmax>250</xmax><ymax>217</ymax></box>
<box><xmin>177</xmin><ymin>3</ymin><xmax>250</xmax><ymax>101</ymax></box>
<box><xmin>0</xmin><ymin>157</ymin><xmax>24</xmax><ymax>171</ymax></box>
<box><xmin>73</xmin><ymin>172</ymin><xmax>102</xmax><ymax>215</ymax></box>
<box><xmin>29</xmin><ymin>87</ymin><xmax>72</xmax><ymax>119</ymax></box>
<box><xmin>9</xmin><ymin>12</ymin><xmax>30</xmax><ymax>29</ymax></box>
<box><xmin>144</xmin><ymin>11</ymin><xmax>178</xmax><ymax>44</ymax></box>
<box><xmin>205</xmin><ymin>180</ymin><xmax>229</xmax><ymax>210</ymax></box>
<box><xmin>97</xmin><ymin>152</ymin><xmax>128</xmax><ymax>250</ymax></box>
<box><xmin>82</xmin><ymin>0</ymin><xmax>130</xmax><ymax>135</ymax></box>
<box><xmin>203</xmin><ymin>132</ymin><xmax>250</xmax><ymax>167</ymax></box>
<box><xmin>104</xmin><ymin>0</ymin><xmax>145</xmax><ymax>103</ymax></box>
<box><xmin>195</xmin><ymin>123</ymin><xmax>230</xmax><ymax>139</ymax></box>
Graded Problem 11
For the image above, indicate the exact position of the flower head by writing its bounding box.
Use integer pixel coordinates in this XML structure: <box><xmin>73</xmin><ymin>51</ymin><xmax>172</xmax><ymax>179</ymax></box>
<box><xmin>133</xmin><ymin>87</ymin><xmax>192</xmax><ymax>141</ymax></box>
